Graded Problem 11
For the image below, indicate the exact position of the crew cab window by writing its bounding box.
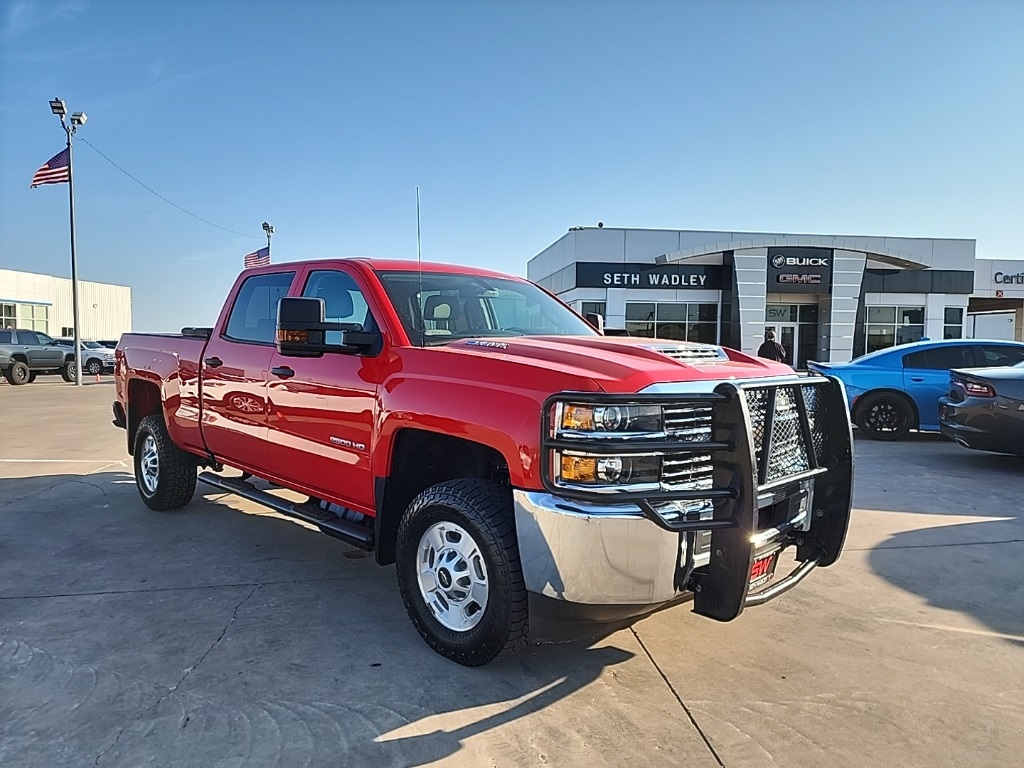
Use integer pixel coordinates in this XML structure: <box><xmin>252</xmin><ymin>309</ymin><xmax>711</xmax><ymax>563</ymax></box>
<box><xmin>0</xmin><ymin>330</ymin><xmax>13</xmax><ymax>343</ymax></box>
<box><xmin>903</xmin><ymin>345</ymin><xmax>978</xmax><ymax>370</ymax></box>
<box><xmin>17</xmin><ymin>331</ymin><xmax>41</xmax><ymax>345</ymax></box>
<box><xmin>980</xmin><ymin>345</ymin><xmax>1024</xmax><ymax>367</ymax></box>
<box><xmin>224</xmin><ymin>271</ymin><xmax>296</xmax><ymax>344</ymax></box>
<box><xmin>302</xmin><ymin>270</ymin><xmax>376</xmax><ymax>331</ymax></box>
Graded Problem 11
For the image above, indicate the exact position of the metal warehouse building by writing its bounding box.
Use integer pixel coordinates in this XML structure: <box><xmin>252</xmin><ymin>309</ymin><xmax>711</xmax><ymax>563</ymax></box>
<box><xmin>529</xmin><ymin>227</ymin><xmax>1024</xmax><ymax>367</ymax></box>
<box><xmin>0</xmin><ymin>268</ymin><xmax>132</xmax><ymax>340</ymax></box>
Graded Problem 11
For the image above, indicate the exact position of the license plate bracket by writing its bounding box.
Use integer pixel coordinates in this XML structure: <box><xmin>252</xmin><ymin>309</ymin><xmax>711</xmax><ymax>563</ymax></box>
<box><xmin>749</xmin><ymin>550</ymin><xmax>779</xmax><ymax>591</ymax></box>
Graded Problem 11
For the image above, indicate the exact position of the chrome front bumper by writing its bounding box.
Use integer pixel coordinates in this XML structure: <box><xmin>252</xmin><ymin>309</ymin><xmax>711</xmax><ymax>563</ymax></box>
<box><xmin>514</xmin><ymin>490</ymin><xmax>702</xmax><ymax>605</ymax></box>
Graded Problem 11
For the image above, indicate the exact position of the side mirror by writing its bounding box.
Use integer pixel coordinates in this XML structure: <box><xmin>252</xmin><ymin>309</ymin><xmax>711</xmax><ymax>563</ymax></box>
<box><xmin>585</xmin><ymin>312</ymin><xmax>605</xmax><ymax>334</ymax></box>
<box><xmin>276</xmin><ymin>297</ymin><xmax>378</xmax><ymax>357</ymax></box>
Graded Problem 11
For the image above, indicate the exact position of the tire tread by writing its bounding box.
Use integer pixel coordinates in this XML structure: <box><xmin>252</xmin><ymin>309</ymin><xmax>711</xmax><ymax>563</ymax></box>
<box><xmin>134</xmin><ymin>414</ymin><xmax>197</xmax><ymax>511</ymax></box>
<box><xmin>396</xmin><ymin>478</ymin><xmax>528</xmax><ymax>666</ymax></box>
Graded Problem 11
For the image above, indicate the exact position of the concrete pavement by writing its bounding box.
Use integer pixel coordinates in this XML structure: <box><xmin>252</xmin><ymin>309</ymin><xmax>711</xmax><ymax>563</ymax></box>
<box><xmin>1</xmin><ymin>379</ymin><xmax>1021</xmax><ymax>767</ymax></box>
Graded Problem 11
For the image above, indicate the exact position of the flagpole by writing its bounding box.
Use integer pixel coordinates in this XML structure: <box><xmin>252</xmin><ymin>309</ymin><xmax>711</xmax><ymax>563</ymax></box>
<box><xmin>262</xmin><ymin>221</ymin><xmax>274</xmax><ymax>262</ymax></box>
<box><xmin>48</xmin><ymin>98</ymin><xmax>87</xmax><ymax>386</ymax></box>
<box><xmin>67</xmin><ymin>127</ymin><xmax>82</xmax><ymax>386</ymax></box>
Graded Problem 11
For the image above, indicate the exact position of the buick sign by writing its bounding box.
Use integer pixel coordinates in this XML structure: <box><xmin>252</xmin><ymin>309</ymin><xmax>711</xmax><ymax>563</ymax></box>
<box><xmin>766</xmin><ymin>247</ymin><xmax>833</xmax><ymax>294</ymax></box>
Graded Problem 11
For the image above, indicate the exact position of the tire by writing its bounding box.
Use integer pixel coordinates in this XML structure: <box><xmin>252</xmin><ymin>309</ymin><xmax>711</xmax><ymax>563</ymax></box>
<box><xmin>28</xmin><ymin>372</ymin><xmax>38</xmax><ymax>383</ymax></box>
<box><xmin>133</xmin><ymin>414</ymin><xmax>197</xmax><ymax>511</ymax></box>
<box><xmin>86</xmin><ymin>359</ymin><xmax>102</xmax><ymax>375</ymax></box>
<box><xmin>855</xmin><ymin>392</ymin><xmax>915</xmax><ymax>441</ymax></box>
<box><xmin>4</xmin><ymin>361</ymin><xmax>30</xmax><ymax>385</ymax></box>
<box><xmin>61</xmin><ymin>361</ymin><xmax>76</xmax><ymax>382</ymax></box>
<box><xmin>396</xmin><ymin>478</ymin><xmax>528</xmax><ymax>666</ymax></box>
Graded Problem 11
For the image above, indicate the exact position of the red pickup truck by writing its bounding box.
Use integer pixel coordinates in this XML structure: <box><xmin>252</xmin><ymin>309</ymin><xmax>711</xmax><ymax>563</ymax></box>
<box><xmin>114</xmin><ymin>258</ymin><xmax>853</xmax><ymax>666</ymax></box>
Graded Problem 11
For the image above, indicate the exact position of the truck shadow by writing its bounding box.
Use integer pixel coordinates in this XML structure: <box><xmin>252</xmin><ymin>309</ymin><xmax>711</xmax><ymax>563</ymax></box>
<box><xmin>0</xmin><ymin>471</ymin><xmax>638</xmax><ymax>767</ymax></box>
<box><xmin>852</xmin><ymin>433</ymin><xmax>1024</xmax><ymax>647</ymax></box>
<box><xmin>867</xmin><ymin>520</ymin><xmax>1024</xmax><ymax>647</ymax></box>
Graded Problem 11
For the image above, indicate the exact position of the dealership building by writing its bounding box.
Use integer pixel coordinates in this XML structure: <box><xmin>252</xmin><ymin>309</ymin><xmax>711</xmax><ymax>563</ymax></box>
<box><xmin>0</xmin><ymin>268</ymin><xmax>132</xmax><ymax>340</ymax></box>
<box><xmin>529</xmin><ymin>227</ymin><xmax>1024</xmax><ymax>367</ymax></box>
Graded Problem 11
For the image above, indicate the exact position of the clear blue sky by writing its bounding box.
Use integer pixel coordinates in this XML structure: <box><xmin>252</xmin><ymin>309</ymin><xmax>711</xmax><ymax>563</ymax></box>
<box><xmin>1</xmin><ymin>0</ymin><xmax>1022</xmax><ymax>331</ymax></box>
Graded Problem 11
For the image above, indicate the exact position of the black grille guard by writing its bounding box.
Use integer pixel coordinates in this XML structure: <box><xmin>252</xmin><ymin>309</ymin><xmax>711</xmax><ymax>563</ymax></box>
<box><xmin>540</xmin><ymin>375</ymin><xmax>854</xmax><ymax>622</ymax></box>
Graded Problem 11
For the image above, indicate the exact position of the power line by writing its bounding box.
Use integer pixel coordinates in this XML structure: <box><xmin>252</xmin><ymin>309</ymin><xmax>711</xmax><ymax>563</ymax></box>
<box><xmin>77</xmin><ymin>137</ymin><xmax>260</xmax><ymax>239</ymax></box>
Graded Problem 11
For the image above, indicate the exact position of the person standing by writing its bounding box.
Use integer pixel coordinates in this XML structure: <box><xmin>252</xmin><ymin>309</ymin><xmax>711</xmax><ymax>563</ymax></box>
<box><xmin>757</xmin><ymin>330</ymin><xmax>789</xmax><ymax>364</ymax></box>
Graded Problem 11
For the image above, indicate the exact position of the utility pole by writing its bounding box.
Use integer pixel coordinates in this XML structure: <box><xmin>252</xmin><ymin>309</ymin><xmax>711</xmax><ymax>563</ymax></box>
<box><xmin>49</xmin><ymin>98</ymin><xmax>87</xmax><ymax>386</ymax></box>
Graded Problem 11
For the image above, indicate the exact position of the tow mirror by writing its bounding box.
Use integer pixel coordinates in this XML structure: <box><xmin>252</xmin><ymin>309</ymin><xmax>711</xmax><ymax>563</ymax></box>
<box><xmin>276</xmin><ymin>297</ymin><xmax>377</xmax><ymax>357</ymax></box>
<box><xmin>585</xmin><ymin>312</ymin><xmax>605</xmax><ymax>334</ymax></box>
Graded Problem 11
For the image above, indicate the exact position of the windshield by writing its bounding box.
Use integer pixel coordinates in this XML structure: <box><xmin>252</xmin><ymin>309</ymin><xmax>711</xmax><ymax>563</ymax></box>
<box><xmin>376</xmin><ymin>271</ymin><xmax>597</xmax><ymax>346</ymax></box>
<box><xmin>83</xmin><ymin>341</ymin><xmax>103</xmax><ymax>349</ymax></box>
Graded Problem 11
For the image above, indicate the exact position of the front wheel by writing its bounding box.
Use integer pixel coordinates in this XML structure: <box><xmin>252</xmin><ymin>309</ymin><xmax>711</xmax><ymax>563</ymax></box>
<box><xmin>855</xmin><ymin>392</ymin><xmax>914</xmax><ymax>440</ymax></box>
<box><xmin>61</xmin><ymin>361</ymin><xmax>76</xmax><ymax>382</ymax></box>
<box><xmin>86</xmin><ymin>359</ymin><xmax>102</xmax><ymax>375</ymax></box>
<box><xmin>4</xmin><ymin>361</ymin><xmax>30</xmax><ymax>385</ymax></box>
<box><xmin>396</xmin><ymin>479</ymin><xmax>528</xmax><ymax>666</ymax></box>
<box><xmin>133</xmin><ymin>414</ymin><xmax>197</xmax><ymax>510</ymax></box>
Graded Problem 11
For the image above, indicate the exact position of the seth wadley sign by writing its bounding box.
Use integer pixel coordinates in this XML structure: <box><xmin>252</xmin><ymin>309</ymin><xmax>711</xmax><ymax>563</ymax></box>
<box><xmin>602</xmin><ymin>271</ymin><xmax>710</xmax><ymax>287</ymax></box>
<box><xmin>574</xmin><ymin>263</ymin><xmax>723</xmax><ymax>290</ymax></box>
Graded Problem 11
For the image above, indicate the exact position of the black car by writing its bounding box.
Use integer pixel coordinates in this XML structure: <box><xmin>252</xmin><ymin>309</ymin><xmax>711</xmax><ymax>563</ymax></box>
<box><xmin>939</xmin><ymin>362</ymin><xmax>1024</xmax><ymax>455</ymax></box>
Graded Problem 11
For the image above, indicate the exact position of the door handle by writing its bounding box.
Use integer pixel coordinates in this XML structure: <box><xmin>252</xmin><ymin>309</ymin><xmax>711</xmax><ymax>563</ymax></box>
<box><xmin>270</xmin><ymin>366</ymin><xmax>295</xmax><ymax>379</ymax></box>
<box><xmin>910</xmin><ymin>376</ymin><xmax>924</xmax><ymax>382</ymax></box>
<box><xmin>204</xmin><ymin>356</ymin><xmax>223</xmax><ymax>368</ymax></box>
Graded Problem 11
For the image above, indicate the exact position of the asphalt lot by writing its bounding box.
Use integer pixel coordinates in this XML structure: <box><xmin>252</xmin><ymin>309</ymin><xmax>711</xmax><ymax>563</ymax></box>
<box><xmin>1</xmin><ymin>379</ymin><xmax>1022</xmax><ymax>767</ymax></box>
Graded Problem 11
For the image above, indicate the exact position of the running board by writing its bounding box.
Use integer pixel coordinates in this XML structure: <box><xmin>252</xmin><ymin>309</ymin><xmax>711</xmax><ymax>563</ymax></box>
<box><xmin>198</xmin><ymin>472</ymin><xmax>374</xmax><ymax>551</ymax></box>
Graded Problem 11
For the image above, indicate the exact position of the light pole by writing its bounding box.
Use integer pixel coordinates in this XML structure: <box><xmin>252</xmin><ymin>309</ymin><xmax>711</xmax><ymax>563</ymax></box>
<box><xmin>49</xmin><ymin>98</ymin><xmax>87</xmax><ymax>386</ymax></box>
<box><xmin>262</xmin><ymin>221</ymin><xmax>274</xmax><ymax>259</ymax></box>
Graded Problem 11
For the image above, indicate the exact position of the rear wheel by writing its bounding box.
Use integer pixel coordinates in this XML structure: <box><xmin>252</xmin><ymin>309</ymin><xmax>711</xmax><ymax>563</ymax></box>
<box><xmin>133</xmin><ymin>414</ymin><xmax>197</xmax><ymax>510</ymax></box>
<box><xmin>4</xmin><ymin>361</ymin><xmax>30</xmax><ymax>385</ymax></box>
<box><xmin>396</xmin><ymin>478</ymin><xmax>528</xmax><ymax>666</ymax></box>
<box><xmin>855</xmin><ymin>392</ymin><xmax>914</xmax><ymax>440</ymax></box>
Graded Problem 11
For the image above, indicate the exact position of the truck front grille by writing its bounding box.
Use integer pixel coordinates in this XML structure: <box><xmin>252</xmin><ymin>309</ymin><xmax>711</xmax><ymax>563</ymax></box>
<box><xmin>744</xmin><ymin>384</ymin><xmax>827</xmax><ymax>485</ymax></box>
<box><xmin>663</xmin><ymin>403</ymin><xmax>713</xmax><ymax>442</ymax></box>
<box><xmin>659</xmin><ymin>383</ymin><xmax>828</xmax><ymax>494</ymax></box>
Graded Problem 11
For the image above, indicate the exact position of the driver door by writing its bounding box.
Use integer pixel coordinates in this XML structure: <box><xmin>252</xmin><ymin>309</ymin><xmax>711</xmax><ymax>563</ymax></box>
<box><xmin>266</xmin><ymin>266</ymin><xmax>383</xmax><ymax>513</ymax></box>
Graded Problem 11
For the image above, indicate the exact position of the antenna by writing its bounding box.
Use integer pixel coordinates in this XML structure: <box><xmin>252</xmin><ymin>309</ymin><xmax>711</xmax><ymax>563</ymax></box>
<box><xmin>416</xmin><ymin>186</ymin><xmax>424</xmax><ymax>346</ymax></box>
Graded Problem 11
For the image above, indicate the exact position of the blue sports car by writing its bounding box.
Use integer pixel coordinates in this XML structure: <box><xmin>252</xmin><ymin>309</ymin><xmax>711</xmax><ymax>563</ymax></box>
<box><xmin>807</xmin><ymin>339</ymin><xmax>1024</xmax><ymax>440</ymax></box>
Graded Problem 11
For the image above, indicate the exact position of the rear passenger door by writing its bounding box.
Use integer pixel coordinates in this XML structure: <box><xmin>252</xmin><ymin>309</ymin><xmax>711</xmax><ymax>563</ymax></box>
<box><xmin>903</xmin><ymin>345</ymin><xmax>981</xmax><ymax>428</ymax></box>
<box><xmin>200</xmin><ymin>270</ymin><xmax>297</xmax><ymax>471</ymax></box>
<box><xmin>17</xmin><ymin>331</ymin><xmax>63</xmax><ymax>369</ymax></box>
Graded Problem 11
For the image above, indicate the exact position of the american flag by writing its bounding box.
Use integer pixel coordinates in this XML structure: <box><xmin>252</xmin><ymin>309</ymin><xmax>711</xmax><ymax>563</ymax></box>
<box><xmin>244</xmin><ymin>246</ymin><xmax>270</xmax><ymax>268</ymax></box>
<box><xmin>30</xmin><ymin>148</ymin><xmax>70</xmax><ymax>188</ymax></box>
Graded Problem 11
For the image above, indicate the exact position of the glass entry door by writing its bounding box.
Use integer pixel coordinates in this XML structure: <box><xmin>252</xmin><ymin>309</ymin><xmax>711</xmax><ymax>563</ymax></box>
<box><xmin>761</xmin><ymin>323</ymin><xmax>798</xmax><ymax>368</ymax></box>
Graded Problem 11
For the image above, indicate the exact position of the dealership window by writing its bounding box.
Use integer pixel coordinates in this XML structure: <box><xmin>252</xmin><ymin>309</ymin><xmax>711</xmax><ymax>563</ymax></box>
<box><xmin>1</xmin><ymin>302</ymin><xmax>14</xmax><ymax>329</ymax></box>
<box><xmin>625</xmin><ymin>302</ymin><xmax>718</xmax><ymax>343</ymax></box>
<box><xmin>0</xmin><ymin>302</ymin><xmax>49</xmax><ymax>332</ymax></box>
<box><xmin>864</xmin><ymin>306</ymin><xmax>925</xmax><ymax>354</ymax></box>
<box><xmin>943</xmin><ymin>307</ymin><xmax>964</xmax><ymax>339</ymax></box>
<box><xmin>579</xmin><ymin>301</ymin><xmax>606</xmax><ymax>319</ymax></box>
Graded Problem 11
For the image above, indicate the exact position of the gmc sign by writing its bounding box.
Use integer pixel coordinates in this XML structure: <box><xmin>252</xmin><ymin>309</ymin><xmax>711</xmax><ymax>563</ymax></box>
<box><xmin>767</xmin><ymin>247</ymin><xmax>833</xmax><ymax>294</ymax></box>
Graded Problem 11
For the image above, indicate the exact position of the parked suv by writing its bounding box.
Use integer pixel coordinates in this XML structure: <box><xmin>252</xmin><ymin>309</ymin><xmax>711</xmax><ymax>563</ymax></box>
<box><xmin>0</xmin><ymin>329</ymin><xmax>74</xmax><ymax>384</ymax></box>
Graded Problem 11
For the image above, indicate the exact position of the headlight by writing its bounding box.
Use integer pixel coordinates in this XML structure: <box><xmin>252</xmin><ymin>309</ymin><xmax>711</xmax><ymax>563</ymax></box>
<box><xmin>558</xmin><ymin>453</ymin><xmax>661</xmax><ymax>486</ymax></box>
<box><xmin>556</xmin><ymin>403</ymin><xmax>662</xmax><ymax>436</ymax></box>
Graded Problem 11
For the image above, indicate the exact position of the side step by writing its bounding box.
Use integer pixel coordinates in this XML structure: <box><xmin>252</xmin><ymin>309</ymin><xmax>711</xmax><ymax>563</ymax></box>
<box><xmin>198</xmin><ymin>472</ymin><xmax>374</xmax><ymax>551</ymax></box>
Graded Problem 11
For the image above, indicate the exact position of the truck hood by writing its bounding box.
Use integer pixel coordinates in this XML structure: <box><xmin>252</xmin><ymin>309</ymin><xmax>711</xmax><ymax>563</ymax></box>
<box><xmin>435</xmin><ymin>335</ymin><xmax>794</xmax><ymax>393</ymax></box>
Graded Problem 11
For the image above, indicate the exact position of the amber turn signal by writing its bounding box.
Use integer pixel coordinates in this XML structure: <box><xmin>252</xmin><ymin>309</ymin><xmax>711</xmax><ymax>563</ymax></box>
<box><xmin>560</xmin><ymin>404</ymin><xmax>595</xmax><ymax>431</ymax></box>
<box><xmin>560</xmin><ymin>455</ymin><xmax>597</xmax><ymax>482</ymax></box>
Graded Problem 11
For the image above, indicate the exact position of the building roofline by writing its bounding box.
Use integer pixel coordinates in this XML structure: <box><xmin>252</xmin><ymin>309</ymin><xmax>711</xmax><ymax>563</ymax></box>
<box><xmin>561</xmin><ymin>225</ymin><xmax>976</xmax><ymax>243</ymax></box>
